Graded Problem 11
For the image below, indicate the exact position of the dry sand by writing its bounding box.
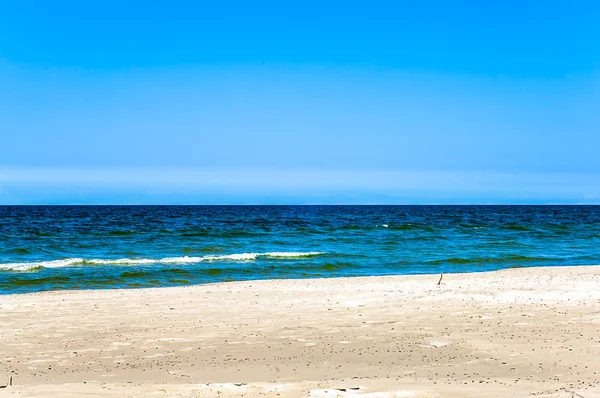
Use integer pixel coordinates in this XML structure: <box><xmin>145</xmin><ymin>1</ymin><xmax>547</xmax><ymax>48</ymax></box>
<box><xmin>1</xmin><ymin>266</ymin><xmax>600</xmax><ymax>397</ymax></box>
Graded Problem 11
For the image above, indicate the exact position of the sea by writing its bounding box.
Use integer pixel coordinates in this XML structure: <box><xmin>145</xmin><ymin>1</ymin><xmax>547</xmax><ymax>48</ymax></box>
<box><xmin>1</xmin><ymin>205</ymin><xmax>599</xmax><ymax>294</ymax></box>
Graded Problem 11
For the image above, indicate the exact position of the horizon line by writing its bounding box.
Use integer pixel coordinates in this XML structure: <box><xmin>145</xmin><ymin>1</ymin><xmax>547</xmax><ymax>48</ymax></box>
<box><xmin>2</xmin><ymin>203</ymin><xmax>600</xmax><ymax>206</ymax></box>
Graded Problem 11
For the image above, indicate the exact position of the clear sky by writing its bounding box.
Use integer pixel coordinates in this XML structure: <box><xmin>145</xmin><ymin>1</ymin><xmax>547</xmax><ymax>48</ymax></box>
<box><xmin>1</xmin><ymin>1</ymin><xmax>599</xmax><ymax>204</ymax></box>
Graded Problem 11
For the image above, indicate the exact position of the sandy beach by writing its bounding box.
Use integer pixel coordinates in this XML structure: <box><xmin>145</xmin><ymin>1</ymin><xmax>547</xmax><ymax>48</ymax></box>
<box><xmin>1</xmin><ymin>266</ymin><xmax>600</xmax><ymax>397</ymax></box>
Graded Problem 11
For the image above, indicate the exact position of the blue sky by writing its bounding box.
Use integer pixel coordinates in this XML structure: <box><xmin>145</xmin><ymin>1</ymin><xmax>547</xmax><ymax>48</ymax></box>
<box><xmin>1</xmin><ymin>1</ymin><xmax>599</xmax><ymax>204</ymax></box>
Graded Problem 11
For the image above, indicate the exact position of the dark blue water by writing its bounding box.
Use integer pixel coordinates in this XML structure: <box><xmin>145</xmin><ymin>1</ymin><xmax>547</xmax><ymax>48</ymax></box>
<box><xmin>1</xmin><ymin>205</ymin><xmax>599</xmax><ymax>294</ymax></box>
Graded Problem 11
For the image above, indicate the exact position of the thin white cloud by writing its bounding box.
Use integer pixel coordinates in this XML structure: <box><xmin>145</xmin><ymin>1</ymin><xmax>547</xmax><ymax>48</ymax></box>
<box><xmin>1</xmin><ymin>167</ymin><xmax>599</xmax><ymax>199</ymax></box>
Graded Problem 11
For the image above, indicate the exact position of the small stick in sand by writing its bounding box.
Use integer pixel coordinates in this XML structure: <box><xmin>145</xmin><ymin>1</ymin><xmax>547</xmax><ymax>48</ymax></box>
<box><xmin>0</xmin><ymin>376</ymin><xmax>12</xmax><ymax>389</ymax></box>
<box><xmin>437</xmin><ymin>273</ymin><xmax>443</xmax><ymax>286</ymax></box>
<box><xmin>166</xmin><ymin>370</ymin><xmax>190</xmax><ymax>378</ymax></box>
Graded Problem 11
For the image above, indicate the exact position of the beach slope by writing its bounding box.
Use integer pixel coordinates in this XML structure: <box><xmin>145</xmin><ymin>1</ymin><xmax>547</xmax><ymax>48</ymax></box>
<box><xmin>1</xmin><ymin>266</ymin><xmax>600</xmax><ymax>397</ymax></box>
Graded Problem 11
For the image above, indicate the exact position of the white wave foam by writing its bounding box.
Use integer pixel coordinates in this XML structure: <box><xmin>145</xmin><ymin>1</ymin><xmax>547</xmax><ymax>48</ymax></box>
<box><xmin>0</xmin><ymin>252</ymin><xmax>325</xmax><ymax>271</ymax></box>
<box><xmin>262</xmin><ymin>252</ymin><xmax>323</xmax><ymax>258</ymax></box>
<box><xmin>0</xmin><ymin>258</ymin><xmax>85</xmax><ymax>271</ymax></box>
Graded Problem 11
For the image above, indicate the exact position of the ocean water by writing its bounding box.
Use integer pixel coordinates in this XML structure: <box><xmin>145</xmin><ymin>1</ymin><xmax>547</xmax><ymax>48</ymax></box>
<box><xmin>1</xmin><ymin>205</ymin><xmax>599</xmax><ymax>294</ymax></box>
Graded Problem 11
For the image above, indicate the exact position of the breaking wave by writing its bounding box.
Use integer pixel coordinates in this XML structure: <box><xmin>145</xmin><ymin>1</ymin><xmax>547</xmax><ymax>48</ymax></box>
<box><xmin>0</xmin><ymin>252</ymin><xmax>325</xmax><ymax>271</ymax></box>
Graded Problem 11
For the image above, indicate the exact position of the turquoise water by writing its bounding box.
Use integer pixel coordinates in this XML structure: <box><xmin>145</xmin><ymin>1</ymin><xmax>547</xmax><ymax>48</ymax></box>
<box><xmin>1</xmin><ymin>205</ymin><xmax>599</xmax><ymax>294</ymax></box>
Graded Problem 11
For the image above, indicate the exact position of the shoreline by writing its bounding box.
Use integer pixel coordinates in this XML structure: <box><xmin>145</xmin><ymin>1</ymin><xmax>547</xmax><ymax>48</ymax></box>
<box><xmin>4</xmin><ymin>263</ymin><xmax>600</xmax><ymax>297</ymax></box>
<box><xmin>2</xmin><ymin>265</ymin><xmax>600</xmax><ymax>397</ymax></box>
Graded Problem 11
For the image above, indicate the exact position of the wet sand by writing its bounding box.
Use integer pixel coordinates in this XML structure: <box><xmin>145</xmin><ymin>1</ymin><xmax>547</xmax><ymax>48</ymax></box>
<box><xmin>1</xmin><ymin>266</ymin><xmax>600</xmax><ymax>397</ymax></box>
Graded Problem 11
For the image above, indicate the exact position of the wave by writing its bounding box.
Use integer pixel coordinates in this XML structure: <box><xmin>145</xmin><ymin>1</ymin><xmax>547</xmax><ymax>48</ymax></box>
<box><xmin>107</xmin><ymin>230</ymin><xmax>137</xmax><ymax>236</ymax></box>
<box><xmin>0</xmin><ymin>252</ymin><xmax>325</xmax><ymax>271</ymax></box>
<box><xmin>426</xmin><ymin>254</ymin><xmax>555</xmax><ymax>266</ymax></box>
<box><xmin>503</xmin><ymin>224</ymin><xmax>530</xmax><ymax>231</ymax></box>
<box><xmin>4</xmin><ymin>248</ymin><xmax>31</xmax><ymax>255</ymax></box>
